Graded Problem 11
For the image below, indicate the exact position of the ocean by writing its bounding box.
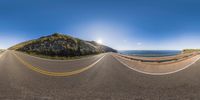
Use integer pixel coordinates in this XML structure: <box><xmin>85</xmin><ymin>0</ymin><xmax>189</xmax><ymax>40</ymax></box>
<box><xmin>119</xmin><ymin>50</ymin><xmax>182</xmax><ymax>57</ymax></box>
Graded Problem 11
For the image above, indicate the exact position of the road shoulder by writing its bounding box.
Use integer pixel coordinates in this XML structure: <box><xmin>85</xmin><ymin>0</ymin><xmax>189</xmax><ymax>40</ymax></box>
<box><xmin>112</xmin><ymin>53</ymin><xmax>200</xmax><ymax>75</ymax></box>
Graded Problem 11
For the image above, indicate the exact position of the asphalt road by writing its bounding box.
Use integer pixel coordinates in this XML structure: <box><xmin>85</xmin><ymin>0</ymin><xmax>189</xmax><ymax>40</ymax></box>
<box><xmin>1</xmin><ymin>50</ymin><xmax>200</xmax><ymax>100</ymax></box>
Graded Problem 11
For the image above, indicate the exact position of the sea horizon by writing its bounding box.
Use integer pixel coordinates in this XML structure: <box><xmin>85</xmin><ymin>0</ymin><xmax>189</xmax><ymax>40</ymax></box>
<box><xmin>118</xmin><ymin>50</ymin><xmax>182</xmax><ymax>57</ymax></box>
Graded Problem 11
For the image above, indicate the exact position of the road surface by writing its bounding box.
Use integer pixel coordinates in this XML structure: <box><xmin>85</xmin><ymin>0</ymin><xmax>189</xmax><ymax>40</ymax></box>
<box><xmin>1</xmin><ymin>50</ymin><xmax>200</xmax><ymax>100</ymax></box>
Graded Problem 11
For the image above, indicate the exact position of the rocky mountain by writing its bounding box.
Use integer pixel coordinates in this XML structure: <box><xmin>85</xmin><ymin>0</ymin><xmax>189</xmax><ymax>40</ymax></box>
<box><xmin>9</xmin><ymin>33</ymin><xmax>117</xmax><ymax>57</ymax></box>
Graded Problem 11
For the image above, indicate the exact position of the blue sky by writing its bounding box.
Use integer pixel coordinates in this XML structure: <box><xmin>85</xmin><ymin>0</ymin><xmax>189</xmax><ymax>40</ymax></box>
<box><xmin>0</xmin><ymin>0</ymin><xmax>200</xmax><ymax>50</ymax></box>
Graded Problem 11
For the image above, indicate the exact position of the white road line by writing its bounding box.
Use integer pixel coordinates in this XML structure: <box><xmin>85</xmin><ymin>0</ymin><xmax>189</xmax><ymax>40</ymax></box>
<box><xmin>113</xmin><ymin>54</ymin><xmax>200</xmax><ymax>75</ymax></box>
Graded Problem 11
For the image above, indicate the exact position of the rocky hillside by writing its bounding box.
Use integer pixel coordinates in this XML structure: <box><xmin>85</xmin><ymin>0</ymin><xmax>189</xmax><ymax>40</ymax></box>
<box><xmin>9</xmin><ymin>33</ymin><xmax>117</xmax><ymax>57</ymax></box>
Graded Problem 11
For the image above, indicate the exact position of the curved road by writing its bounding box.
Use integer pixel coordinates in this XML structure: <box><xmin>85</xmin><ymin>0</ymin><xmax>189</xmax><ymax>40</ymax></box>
<box><xmin>1</xmin><ymin>50</ymin><xmax>200</xmax><ymax>100</ymax></box>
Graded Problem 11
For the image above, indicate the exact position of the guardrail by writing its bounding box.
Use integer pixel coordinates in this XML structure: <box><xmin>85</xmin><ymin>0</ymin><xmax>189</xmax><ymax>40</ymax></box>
<box><xmin>118</xmin><ymin>52</ymin><xmax>200</xmax><ymax>63</ymax></box>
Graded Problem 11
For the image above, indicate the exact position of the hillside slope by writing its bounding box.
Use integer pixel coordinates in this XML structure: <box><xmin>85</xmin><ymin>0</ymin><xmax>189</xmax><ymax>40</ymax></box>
<box><xmin>9</xmin><ymin>33</ymin><xmax>117</xmax><ymax>57</ymax></box>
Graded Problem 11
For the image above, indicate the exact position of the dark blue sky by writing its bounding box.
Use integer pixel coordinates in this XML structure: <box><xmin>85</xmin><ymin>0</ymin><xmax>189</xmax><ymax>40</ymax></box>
<box><xmin>1</xmin><ymin>0</ymin><xmax>200</xmax><ymax>50</ymax></box>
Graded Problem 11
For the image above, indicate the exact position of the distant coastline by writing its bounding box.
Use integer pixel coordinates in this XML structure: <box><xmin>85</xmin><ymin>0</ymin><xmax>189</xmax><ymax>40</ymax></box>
<box><xmin>119</xmin><ymin>50</ymin><xmax>182</xmax><ymax>57</ymax></box>
<box><xmin>116</xmin><ymin>49</ymin><xmax>200</xmax><ymax>64</ymax></box>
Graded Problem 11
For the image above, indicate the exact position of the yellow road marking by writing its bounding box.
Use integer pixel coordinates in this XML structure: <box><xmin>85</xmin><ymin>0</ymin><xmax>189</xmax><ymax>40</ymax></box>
<box><xmin>13</xmin><ymin>53</ymin><xmax>105</xmax><ymax>77</ymax></box>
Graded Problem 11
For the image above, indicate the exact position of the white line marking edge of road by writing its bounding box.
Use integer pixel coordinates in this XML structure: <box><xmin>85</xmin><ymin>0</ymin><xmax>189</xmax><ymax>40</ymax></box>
<box><xmin>113</xmin><ymin>54</ymin><xmax>200</xmax><ymax>76</ymax></box>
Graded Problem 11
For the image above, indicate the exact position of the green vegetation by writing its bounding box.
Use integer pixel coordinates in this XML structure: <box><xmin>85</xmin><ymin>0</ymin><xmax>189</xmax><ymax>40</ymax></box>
<box><xmin>23</xmin><ymin>51</ymin><xmax>99</xmax><ymax>60</ymax></box>
<box><xmin>183</xmin><ymin>49</ymin><xmax>200</xmax><ymax>53</ymax></box>
<box><xmin>0</xmin><ymin>49</ymin><xmax>5</xmax><ymax>53</ymax></box>
<box><xmin>9</xmin><ymin>33</ymin><xmax>117</xmax><ymax>58</ymax></box>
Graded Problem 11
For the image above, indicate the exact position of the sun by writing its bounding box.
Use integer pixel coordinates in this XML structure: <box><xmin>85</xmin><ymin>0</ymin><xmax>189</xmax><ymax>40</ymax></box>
<box><xmin>96</xmin><ymin>39</ymin><xmax>103</xmax><ymax>44</ymax></box>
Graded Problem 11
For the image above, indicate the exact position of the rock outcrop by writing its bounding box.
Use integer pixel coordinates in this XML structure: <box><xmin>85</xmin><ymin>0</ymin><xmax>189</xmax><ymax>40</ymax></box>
<box><xmin>9</xmin><ymin>33</ymin><xmax>117</xmax><ymax>57</ymax></box>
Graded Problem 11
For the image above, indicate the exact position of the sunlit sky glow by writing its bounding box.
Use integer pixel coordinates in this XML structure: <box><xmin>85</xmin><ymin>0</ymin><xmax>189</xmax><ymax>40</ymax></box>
<box><xmin>1</xmin><ymin>0</ymin><xmax>200</xmax><ymax>50</ymax></box>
